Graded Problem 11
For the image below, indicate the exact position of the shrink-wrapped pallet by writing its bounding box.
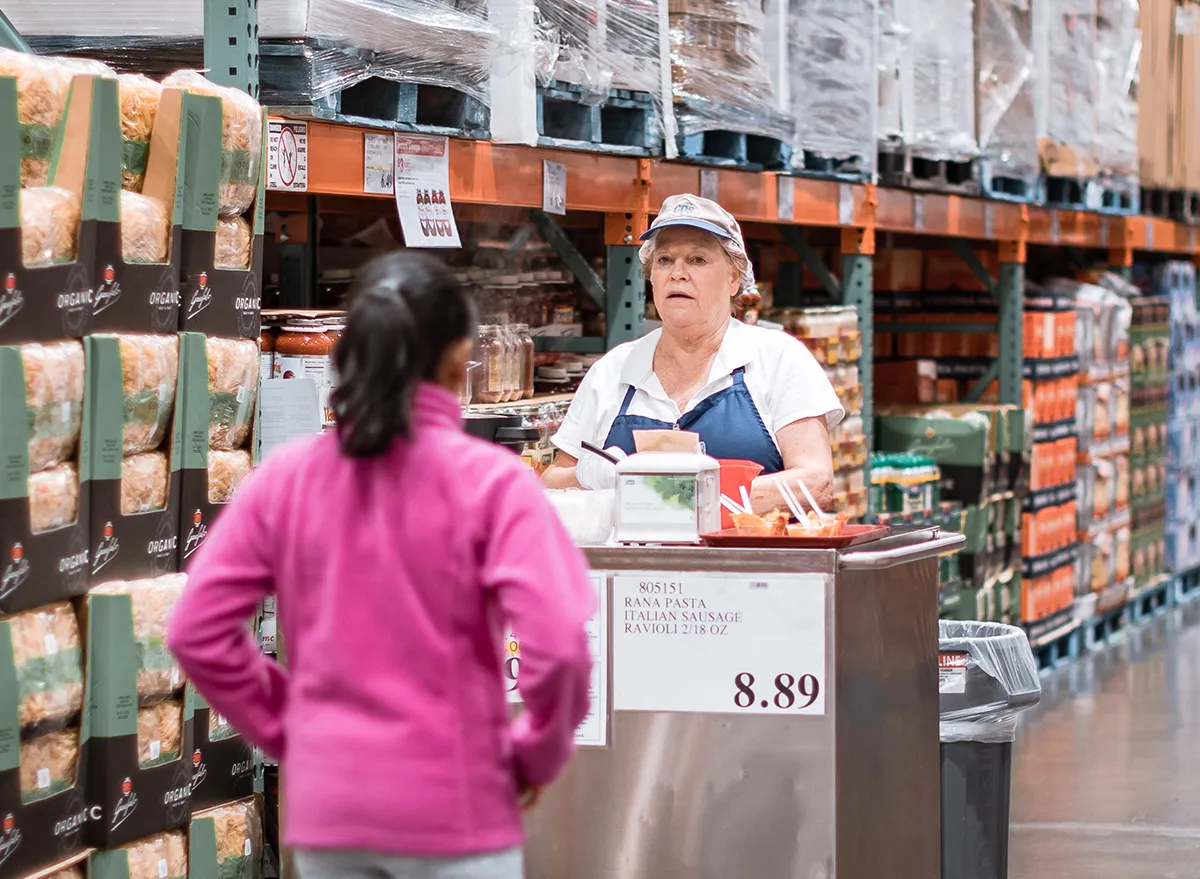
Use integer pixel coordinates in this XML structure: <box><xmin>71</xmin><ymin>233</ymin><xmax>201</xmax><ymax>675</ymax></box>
<box><xmin>1035</xmin><ymin>0</ymin><xmax>1099</xmax><ymax>178</ymax></box>
<box><xmin>975</xmin><ymin>0</ymin><xmax>1039</xmax><ymax>192</ymax></box>
<box><xmin>1096</xmin><ymin>0</ymin><xmax>1139</xmax><ymax>185</ymax></box>
<box><xmin>909</xmin><ymin>0</ymin><xmax>977</xmax><ymax>160</ymax></box>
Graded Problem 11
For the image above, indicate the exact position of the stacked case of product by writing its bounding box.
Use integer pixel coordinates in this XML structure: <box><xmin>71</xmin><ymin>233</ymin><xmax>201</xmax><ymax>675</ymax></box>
<box><xmin>1159</xmin><ymin>261</ymin><xmax>1200</xmax><ymax>572</ymax></box>
<box><xmin>1127</xmin><ymin>288</ymin><xmax>1169</xmax><ymax>592</ymax></box>
<box><xmin>1061</xmin><ymin>276</ymin><xmax>1133</xmax><ymax>614</ymax></box>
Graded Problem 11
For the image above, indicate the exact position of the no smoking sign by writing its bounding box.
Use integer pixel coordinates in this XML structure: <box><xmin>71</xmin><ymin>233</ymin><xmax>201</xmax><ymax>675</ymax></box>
<box><xmin>267</xmin><ymin>120</ymin><xmax>309</xmax><ymax>191</ymax></box>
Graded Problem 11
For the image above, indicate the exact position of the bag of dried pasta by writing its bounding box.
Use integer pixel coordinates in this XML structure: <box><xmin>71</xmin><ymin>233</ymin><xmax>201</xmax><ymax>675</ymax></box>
<box><xmin>211</xmin><ymin>800</ymin><xmax>262</xmax><ymax>878</ymax></box>
<box><xmin>29</xmin><ymin>463</ymin><xmax>79</xmax><ymax>533</ymax></box>
<box><xmin>23</xmin><ymin>340</ymin><xmax>85</xmax><ymax>472</ymax></box>
<box><xmin>8</xmin><ymin>602</ymin><xmax>84</xmax><ymax>729</ymax></box>
<box><xmin>216</xmin><ymin>214</ymin><xmax>253</xmax><ymax>270</ymax></box>
<box><xmin>209</xmin><ymin>450</ymin><xmax>252</xmax><ymax>504</ymax></box>
<box><xmin>118</xmin><ymin>334</ymin><xmax>179</xmax><ymax>456</ymax></box>
<box><xmin>21</xmin><ymin>187</ymin><xmax>80</xmax><ymax>267</ymax></box>
<box><xmin>160</xmin><ymin>70</ymin><xmax>262</xmax><ymax>216</ymax></box>
<box><xmin>122</xmin><ymin>831</ymin><xmax>188</xmax><ymax>879</ymax></box>
<box><xmin>207</xmin><ymin>338</ymin><xmax>258</xmax><ymax>450</ymax></box>
<box><xmin>90</xmin><ymin>574</ymin><xmax>187</xmax><ymax>699</ymax></box>
<box><xmin>0</xmin><ymin>48</ymin><xmax>74</xmax><ymax>187</ymax></box>
<box><xmin>119</xmin><ymin>73</ymin><xmax>163</xmax><ymax>193</ymax></box>
<box><xmin>207</xmin><ymin>708</ymin><xmax>238</xmax><ymax>742</ymax></box>
<box><xmin>137</xmin><ymin>699</ymin><xmax>183</xmax><ymax>768</ymax></box>
<box><xmin>19</xmin><ymin>727</ymin><xmax>78</xmax><ymax>804</ymax></box>
<box><xmin>121</xmin><ymin>190</ymin><xmax>170</xmax><ymax>263</ymax></box>
<box><xmin>122</xmin><ymin>452</ymin><xmax>170</xmax><ymax>515</ymax></box>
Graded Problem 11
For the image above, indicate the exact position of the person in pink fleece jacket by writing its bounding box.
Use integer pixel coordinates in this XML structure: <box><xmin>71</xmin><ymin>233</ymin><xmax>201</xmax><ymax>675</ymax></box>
<box><xmin>167</xmin><ymin>252</ymin><xmax>596</xmax><ymax>879</ymax></box>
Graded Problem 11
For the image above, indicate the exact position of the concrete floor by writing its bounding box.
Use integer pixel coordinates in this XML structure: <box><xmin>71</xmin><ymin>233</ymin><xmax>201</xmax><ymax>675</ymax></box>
<box><xmin>1010</xmin><ymin>597</ymin><xmax>1200</xmax><ymax>879</ymax></box>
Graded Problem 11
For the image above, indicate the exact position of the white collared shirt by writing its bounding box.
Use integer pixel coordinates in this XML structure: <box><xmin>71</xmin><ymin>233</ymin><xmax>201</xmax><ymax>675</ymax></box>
<box><xmin>552</xmin><ymin>319</ymin><xmax>844</xmax><ymax>460</ymax></box>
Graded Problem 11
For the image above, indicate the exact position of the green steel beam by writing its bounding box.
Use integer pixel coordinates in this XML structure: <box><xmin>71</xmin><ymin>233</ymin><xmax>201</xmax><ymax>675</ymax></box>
<box><xmin>781</xmin><ymin>226</ymin><xmax>842</xmax><ymax>299</ymax></box>
<box><xmin>0</xmin><ymin>9</ymin><xmax>30</xmax><ymax>52</ymax></box>
<box><xmin>962</xmin><ymin>361</ymin><xmax>999</xmax><ymax>403</ymax></box>
<box><xmin>841</xmin><ymin>251</ymin><xmax>872</xmax><ymax>470</ymax></box>
<box><xmin>606</xmin><ymin>245</ymin><xmax>645</xmax><ymax>349</ymax></box>
<box><xmin>204</xmin><ymin>0</ymin><xmax>259</xmax><ymax>98</ymax></box>
<box><xmin>874</xmin><ymin>322</ymin><xmax>999</xmax><ymax>335</ymax></box>
<box><xmin>948</xmin><ymin>239</ymin><xmax>998</xmax><ymax>297</ymax></box>
<box><xmin>997</xmin><ymin>261</ymin><xmax>1024</xmax><ymax>405</ymax></box>
<box><xmin>529</xmin><ymin>209</ymin><xmax>606</xmax><ymax>308</ymax></box>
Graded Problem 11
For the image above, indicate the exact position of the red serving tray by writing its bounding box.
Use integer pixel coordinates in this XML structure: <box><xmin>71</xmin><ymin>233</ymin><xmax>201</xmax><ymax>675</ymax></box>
<box><xmin>701</xmin><ymin>524</ymin><xmax>890</xmax><ymax>549</ymax></box>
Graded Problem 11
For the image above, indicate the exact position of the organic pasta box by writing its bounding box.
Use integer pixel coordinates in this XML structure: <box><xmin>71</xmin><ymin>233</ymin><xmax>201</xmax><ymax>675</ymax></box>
<box><xmin>188</xmin><ymin>798</ymin><xmax>262</xmax><ymax>879</ymax></box>
<box><xmin>187</xmin><ymin>686</ymin><xmax>255</xmax><ymax>812</ymax></box>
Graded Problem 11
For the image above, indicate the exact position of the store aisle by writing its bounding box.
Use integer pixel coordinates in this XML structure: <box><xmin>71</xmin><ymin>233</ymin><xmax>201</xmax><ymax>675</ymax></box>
<box><xmin>1009</xmin><ymin>598</ymin><xmax>1200</xmax><ymax>879</ymax></box>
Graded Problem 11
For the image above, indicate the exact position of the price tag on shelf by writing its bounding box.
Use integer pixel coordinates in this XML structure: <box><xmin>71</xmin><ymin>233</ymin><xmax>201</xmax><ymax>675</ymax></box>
<box><xmin>700</xmin><ymin>169</ymin><xmax>719</xmax><ymax>202</ymax></box>
<box><xmin>837</xmin><ymin>183</ymin><xmax>854</xmax><ymax>226</ymax></box>
<box><xmin>1177</xmin><ymin>5</ymin><xmax>1199</xmax><ymax>34</ymax></box>
<box><xmin>612</xmin><ymin>573</ymin><xmax>827</xmax><ymax>715</ymax></box>
<box><xmin>1098</xmin><ymin>219</ymin><xmax>1110</xmax><ymax>248</ymax></box>
<box><xmin>266</xmin><ymin>120</ymin><xmax>308</xmax><ymax>191</ymax></box>
<box><xmin>1050</xmin><ymin>210</ymin><xmax>1061</xmax><ymax>243</ymax></box>
<box><xmin>1145</xmin><ymin>221</ymin><xmax>1155</xmax><ymax>251</ymax></box>
<box><xmin>542</xmin><ymin>160</ymin><xmax>567</xmax><ymax>215</ymax></box>
<box><xmin>363</xmin><ymin>132</ymin><xmax>395</xmax><ymax>194</ymax></box>
<box><xmin>913</xmin><ymin>195</ymin><xmax>926</xmax><ymax>232</ymax></box>
<box><xmin>777</xmin><ymin>175</ymin><xmax>794</xmax><ymax>221</ymax></box>
<box><xmin>983</xmin><ymin>203</ymin><xmax>995</xmax><ymax>238</ymax></box>
<box><xmin>393</xmin><ymin>134</ymin><xmax>461</xmax><ymax>247</ymax></box>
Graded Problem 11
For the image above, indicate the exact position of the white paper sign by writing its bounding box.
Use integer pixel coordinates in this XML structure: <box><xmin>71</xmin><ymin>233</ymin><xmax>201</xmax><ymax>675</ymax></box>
<box><xmin>776</xmin><ymin>175</ymin><xmax>794</xmax><ymax>221</ymax></box>
<box><xmin>363</xmin><ymin>132</ymin><xmax>395</xmax><ymax>194</ymax></box>
<box><xmin>266</xmin><ymin>120</ymin><xmax>308</xmax><ymax>191</ymax></box>
<box><xmin>542</xmin><ymin>160</ymin><xmax>567</xmax><ymax>215</ymax></box>
<box><xmin>700</xmin><ymin>169</ymin><xmax>719</xmax><ymax>202</ymax></box>
<box><xmin>394</xmin><ymin>134</ymin><xmax>461</xmax><ymax>247</ymax></box>
<box><xmin>938</xmin><ymin>652</ymin><xmax>968</xmax><ymax>694</ymax></box>
<box><xmin>613</xmin><ymin>573</ymin><xmax>827</xmax><ymax>715</ymax></box>
<box><xmin>257</xmin><ymin>378</ymin><xmax>322</xmax><ymax>461</ymax></box>
<box><xmin>504</xmin><ymin>574</ymin><xmax>609</xmax><ymax>746</ymax></box>
<box><xmin>838</xmin><ymin>183</ymin><xmax>854</xmax><ymax>226</ymax></box>
<box><xmin>913</xmin><ymin>194</ymin><xmax>926</xmax><ymax>232</ymax></box>
<box><xmin>1050</xmin><ymin>210</ymin><xmax>1061</xmax><ymax>242</ymax></box>
<box><xmin>983</xmin><ymin>203</ymin><xmax>995</xmax><ymax>238</ymax></box>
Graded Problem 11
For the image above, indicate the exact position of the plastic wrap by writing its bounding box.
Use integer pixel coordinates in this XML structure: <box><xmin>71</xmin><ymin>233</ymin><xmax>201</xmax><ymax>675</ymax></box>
<box><xmin>209</xmin><ymin>450</ymin><xmax>253</xmax><ymax>504</ymax></box>
<box><xmin>160</xmin><ymin>71</ymin><xmax>261</xmax><ymax>216</ymax></box>
<box><xmin>19</xmin><ymin>728</ymin><xmax>79</xmax><ymax>805</ymax></box>
<box><xmin>90</xmin><ymin>574</ymin><xmax>187</xmax><ymax>699</ymax></box>
<box><xmin>876</xmin><ymin>0</ymin><xmax>912</xmax><ymax>144</ymax></box>
<box><xmin>29</xmin><ymin>463</ymin><xmax>79</xmax><ymax>533</ymax></box>
<box><xmin>545</xmin><ymin>489</ymin><xmax>615</xmax><ymax>544</ymax></box>
<box><xmin>975</xmin><ymin>0</ymin><xmax>1039</xmax><ymax>185</ymax></box>
<box><xmin>121</xmin><ymin>190</ymin><xmax>170</xmax><ymax>263</ymax></box>
<box><xmin>207</xmin><ymin>339</ymin><xmax>258</xmax><ymax>451</ymax></box>
<box><xmin>9</xmin><ymin>603</ymin><xmax>84</xmax><ymax>730</ymax></box>
<box><xmin>908</xmin><ymin>0</ymin><xmax>977</xmax><ymax>159</ymax></box>
<box><xmin>208</xmin><ymin>709</ymin><xmax>238</xmax><ymax>742</ymax></box>
<box><xmin>938</xmin><ymin>620</ymin><xmax>1041</xmax><ymax>743</ymax></box>
<box><xmin>786</xmin><ymin>0</ymin><xmax>877</xmax><ymax>175</ymax></box>
<box><xmin>1036</xmin><ymin>0</ymin><xmax>1099</xmax><ymax>177</ymax></box>
<box><xmin>668</xmin><ymin>0</ymin><xmax>793</xmax><ymax>142</ymax></box>
<box><xmin>216</xmin><ymin>215</ymin><xmax>253</xmax><ymax>270</ymax></box>
<box><xmin>20</xmin><ymin>187</ymin><xmax>81</xmax><ymax>267</ymax></box>
<box><xmin>118</xmin><ymin>334</ymin><xmax>179</xmax><ymax>456</ymax></box>
<box><xmin>0</xmin><ymin>48</ymin><xmax>76</xmax><ymax>187</ymax></box>
<box><xmin>208</xmin><ymin>800</ymin><xmax>262</xmax><ymax>876</ymax></box>
<box><xmin>119</xmin><ymin>73</ymin><xmax>163</xmax><ymax>193</ymax></box>
<box><xmin>23</xmin><ymin>340</ymin><xmax>86</xmax><ymax>473</ymax></box>
<box><xmin>121</xmin><ymin>452</ymin><xmax>170</xmax><ymax>515</ymax></box>
<box><xmin>120</xmin><ymin>831</ymin><xmax>188</xmax><ymax>879</ymax></box>
<box><xmin>1095</xmin><ymin>0</ymin><xmax>1139</xmax><ymax>180</ymax></box>
<box><xmin>138</xmin><ymin>699</ymin><xmax>183</xmax><ymax>767</ymax></box>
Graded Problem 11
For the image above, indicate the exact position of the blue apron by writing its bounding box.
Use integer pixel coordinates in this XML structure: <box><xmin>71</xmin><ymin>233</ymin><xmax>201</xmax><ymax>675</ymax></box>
<box><xmin>602</xmin><ymin>367</ymin><xmax>785</xmax><ymax>474</ymax></box>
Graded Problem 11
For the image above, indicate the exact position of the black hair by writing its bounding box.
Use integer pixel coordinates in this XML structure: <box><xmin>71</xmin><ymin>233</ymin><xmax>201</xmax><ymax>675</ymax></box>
<box><xmin>330</xmin><ymin>252</ymin><xmax>475</xmax><ymax>458</ymax></box>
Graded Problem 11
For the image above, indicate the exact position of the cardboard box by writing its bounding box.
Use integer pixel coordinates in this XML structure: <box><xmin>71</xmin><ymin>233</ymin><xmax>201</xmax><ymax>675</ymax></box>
<box><xmin>83</xmin><ymin>588</ymin><xmax>195</xmax><ymax>848</ymax></box>
<box><xmin>0</xmin><ymin>344</ymin><xmax>91</xmax><ymax>614</ymax></box>
<box><xmin>85</xmin><ymin>335</ymin><xmax>183</xmax><ymax>584</ymax></box>
<box><xmin>0</xmin><ymin>606</ymin><xmax>90</xmax><ymax>879</ymax></box>
<box><xmin>178</xmin><ymin>96</ymin><xmax>266</xmax><ymax>340</ymax></box>
<box><xmin>87</xmin><ymin>830</ymin><xmax>186</xmax><ymax>879</ymax></box>
<box><xmin>188</xmin><ymin>687</ymin><xmax>255</xmax><ymax>812</ymax></box>
<box><xmin>0</xmin><ymin>74</ymin><xmax>98</xmax><ymax>345</ymax></box>
<box><xmin>188</xmin><ymin>797</ymin><xmax>262</xmax><ymax>879</ymax></box>
<box><xmin>91</xmin><ymin>81</ymin><xmax>189</xmax><ymax>335</ymax></box>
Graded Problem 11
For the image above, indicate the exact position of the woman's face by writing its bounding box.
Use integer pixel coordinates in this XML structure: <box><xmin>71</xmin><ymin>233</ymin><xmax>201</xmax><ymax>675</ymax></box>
<box><xmin>649</xmin><ymin>226</ymin><xmax>739</xmax><ymax>331</ymax></box>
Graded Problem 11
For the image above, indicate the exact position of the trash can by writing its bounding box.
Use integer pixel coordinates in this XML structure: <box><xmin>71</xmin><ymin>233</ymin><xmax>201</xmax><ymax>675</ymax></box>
<box><xmin>938</xmin><ymin>621</ymin><xmax>1042</xmax><ymax>879</ymax></box>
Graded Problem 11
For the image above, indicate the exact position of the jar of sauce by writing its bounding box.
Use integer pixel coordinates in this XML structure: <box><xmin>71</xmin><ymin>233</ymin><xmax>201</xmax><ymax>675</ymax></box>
<box><xmin>274</xmin><ymin>320</ymin><xmax>335</xmax><ymax>425</ymax></box>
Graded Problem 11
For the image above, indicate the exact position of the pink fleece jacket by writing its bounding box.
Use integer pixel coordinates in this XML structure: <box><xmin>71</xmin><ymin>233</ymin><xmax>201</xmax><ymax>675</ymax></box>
<box><xmin>167</xmin><ymin>383</ymin><xmax>595</xmax><ymax>857</ymax></box>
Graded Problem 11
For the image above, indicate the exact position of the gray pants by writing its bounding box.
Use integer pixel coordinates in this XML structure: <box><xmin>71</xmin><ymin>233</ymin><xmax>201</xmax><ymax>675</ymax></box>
<box><xmin>294</xmin><ymin>848</ymin><xmax>524</xmax><ymax>879</ymax></box>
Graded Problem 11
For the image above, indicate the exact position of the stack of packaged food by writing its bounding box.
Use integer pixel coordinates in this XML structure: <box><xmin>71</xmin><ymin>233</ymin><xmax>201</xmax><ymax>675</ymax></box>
<box><xmin>1159</xmin><ymin>261</ymin><xmax>1200</xmax><ymax>574</ymax></box>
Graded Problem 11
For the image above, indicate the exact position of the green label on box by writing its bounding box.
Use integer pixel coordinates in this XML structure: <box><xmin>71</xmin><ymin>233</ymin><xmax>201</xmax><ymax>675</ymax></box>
<box><xmin>0</xmin><ymin>347</ymin><xmax>31</xmax><ymax>501</ymax></box>
<box><xmin>86</xmin><ymin>594</ymin><xmax>140</xmax><ymax>739</ymax></box>
<box><xmin>0</xmin><ymin>624</ymin><xmax>19</xmax><ymax>773</ymax></box>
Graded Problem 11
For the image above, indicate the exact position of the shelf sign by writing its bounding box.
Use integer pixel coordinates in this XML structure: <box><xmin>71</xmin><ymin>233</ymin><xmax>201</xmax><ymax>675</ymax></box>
<box><xmin>777</xmin><ymin>176</ymin><xmax>794</xmax><ymax>221</ymax></box>
<box><xmin>542</xmin><ymin>160</ymin><xmax>567</xmax><ymax>215</ymax></box>
<box><xmin>913</xmin><ymin>195</ymin><xmax>926</xmax><ymax>232</ymax></box>
<box><xmin>363</xmin><ymin>132</ymin><xmax>395</xmax><ymax>194</ymax></box>
<box><xmin>612</xmin><ymin>573</ymin><xmax>827</xmax><ymax>715</ymax></box>
<box><xmin>838</xmin><ymin>184</ymin><xmax>853</xmax><ymax>226</ymax></box>
<box><xmin>393</xmin><ymin>134</ymin><xmax>461</xmax><ymax>248</ymax></box>
<box><xmin>1145</xmin><ymin>222</ymin><xmax>1155</xmax><ymax>251</ymax></box>
<box><xmin>700</xmin><ymin>169</ymin><xmax>719</xmax><ymax>202</ymax></box>
<box><xmin>266</xmin><ymin>120</ymin><xmax>308</xmax><ymax>191</ymax></box>
<box><xmin>983</xmin><ymin>203</ymin><xmax>995</xmax><ymax>238</ymax></box>
<box><xmin>1050</xmin><ymin>211</ymin><xmax>1061</xmax><ymax>243</ymax></box>
<box><xmin>1098</xmin><ymin>219</ymin><xmax>1110</xmax><ymax>248</ymax></box>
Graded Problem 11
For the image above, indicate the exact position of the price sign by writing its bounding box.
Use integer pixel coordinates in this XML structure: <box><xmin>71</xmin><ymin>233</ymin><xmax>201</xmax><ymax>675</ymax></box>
<box><xmin>363</xmin><ymin>133</ymin><xmax>395</xmax><ymax>194</ymax></box>
<box><xmin>700</xmin><ymin>168</ymin><xmax>719</xmax><ymax>202</ymax></box>
<box><xmin>777</xmin><ymin>176</ymin><xmax>794</xmax><ymax>221</ymax></box>
<box><xmin>542</xmin><ymin>160</ymin><xmax>567</xmax><ymax>215</ymax></box>
<box><xmin>983</xmin><ymin>203</ymin><xmax>995</xmax><ymax>238</ymax></box>
<box><xmin>612</xmin><ymin>573</ymin><xmax>827</xmax><ymax>715</ymax></box>
<box><xmin>913</xmin><ymin>195</ymin><xmax>926</xmax><ymax>232</ymax></box>
<box><xmin>837</xmin><ymin>183</ymin><xmax>854</xmax><ymax>226</ymax></box>
<box><xmin>1145</xmin><ymin>221</ymin><xmax>1155</xmax><ymax>251</ymax></box>
<box><xmin>266</xmin><ymin>120</ymin><xmax>308</xmax><ymax>191</ymax></box>
<box><xmin>1050</xmin><ymin>210</ymin><xmax>1061</xmax><ymax>243</ymax></box>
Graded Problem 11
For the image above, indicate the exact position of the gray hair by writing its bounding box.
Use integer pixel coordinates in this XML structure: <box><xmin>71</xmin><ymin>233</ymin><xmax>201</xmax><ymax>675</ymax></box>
<box><xmin>638</xmin><ymin>232</ymin><xmax>757</xmax><ymax>295</ymax></box>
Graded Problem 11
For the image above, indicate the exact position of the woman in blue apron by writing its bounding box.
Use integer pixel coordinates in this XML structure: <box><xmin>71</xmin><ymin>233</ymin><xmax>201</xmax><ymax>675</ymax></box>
<box><xmin>543</xmin><ymin>194</ymin><xmax>843</xmax><ymax>514</ymax></box>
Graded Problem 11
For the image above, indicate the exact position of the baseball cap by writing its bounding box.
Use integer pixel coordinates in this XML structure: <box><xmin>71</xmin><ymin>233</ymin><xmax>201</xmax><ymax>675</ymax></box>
<box><xmin>639</xmin><ymin>194</ymin><xmax>746</xmax><ymax>252</ymax></box>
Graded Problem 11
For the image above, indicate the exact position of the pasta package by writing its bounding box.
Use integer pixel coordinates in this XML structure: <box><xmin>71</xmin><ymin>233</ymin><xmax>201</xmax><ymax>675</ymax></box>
<box><xmin>9</xmin><ymin>602</ymin><xmax>84</xmax><ymax>729</ymax></box>
<box><xmin>90</xmin><ymin>574</ymin><xmax>187</xmax><ymax>699</ymax></box>
<box><xmin>121</xmin><ymin>452</ymin><xmax>170</xmax><ymax>515</ymax></box>
<box><xmin>23</xmin><ymin>340</ymin><xmax>85</xmax><ymax>472</ymax></box>
<box><xmin>118</xmin><ymin>334</ymin><xmax>179</xmax><ymax>456</ymax></box>
<box><xmin>29</xmin><ymin>463</ymin><xmax>79</xmax><ymax>533</ymax></box>
<box><xmin>210</xmin><ymin>800</ymin><xmax>262</xmax><ymax>876</ymax></box>
<box><xmin>121</xmin><ymin>831</ymin><xmax>188</xmax><ymax>879</ymax></box>
<box><xmin>207</xmin><ymin>709</ymin><xmax>237</xmax><ymax>743</ymax></box>
<box><xmin>215</xmin><ymin>214</ymin><xmax>253</xmax><ymax>270</ymax></box>
<box><xmin>137</xmin><ymin>699</ymin><xmax>183</xmax><ymax>768</ymax></box>
<box><xmin>0</xmin><ymin>48</ymin><xmax>74</xmax><ymax>187</ymax></box>
<box><xmin>160</xmin><ymin>71</ymin><xmax>262</xmax><ymax>216</ymax></box>
<box><xmin>209</xmin><ymin>450</ymin><xmax>251</xmax><ymax>504</ymax></box>
<box><xmin>20</xmin><ymin>187</ymin><xmax>81</xmax><ymax>267</ymax></box>
<box><xmin>120</xmin><ymin>190</ymin><xmax>170</xmax><ymax>264</ymax></box>
<box><xmin>206</xmin><ymin>338</ymin><xmax>257</xmax><ymax>450</ymax></box>
<box><xmin>19</xmin><ymin>727</ymin><xmax>78</xmax><ymax>804</ymax></box>
<box><xmin>119</xmin><ymin>73</ymin><xmax>163</xmax><ymax>193</ymax></box>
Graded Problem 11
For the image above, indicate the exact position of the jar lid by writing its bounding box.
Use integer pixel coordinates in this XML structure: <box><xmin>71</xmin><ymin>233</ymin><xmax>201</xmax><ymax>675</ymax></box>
<box><xmin>280</xmin><ymin>319</ymin><xmax>328</xmax><ymax>332</ymax></box>
<box><xmin>538</xmin><ymin>366</ymin><xmax>569</xmax><ymax>380</ymax></box>
<box><xmin>518</xmin><ymin>272</ymin><xmax>536</xmax><ymax>284</ymax></box>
